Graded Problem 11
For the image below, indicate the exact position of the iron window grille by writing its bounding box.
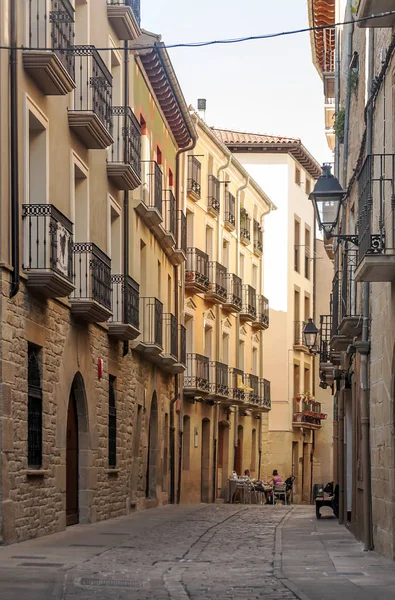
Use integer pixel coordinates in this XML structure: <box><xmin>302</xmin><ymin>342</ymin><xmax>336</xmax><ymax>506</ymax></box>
<box><xmin>341</xmin><ymin>248</ymin><xmax>359</xmax><ymax>320</ymax></box>
<box><xmin>319</xmin><ymin>314</ymin><xmax>332</xmax><ymax>363</ymax></box>
<box><xmin>187</xmin><ymin>156</ymin><xmax>201</xmax><ymax>198</ymax></box>
<box><xmin>208</xmin><ymin>174</ymin><xmax>221</xmax><ymax>214</ymax></box>
<box><xmin>108</xmin><ymin>375</ymin><xmax>117</xmax><ymax>468</ymax></box>
<box><xmin>225</xmin><ymin>191</ymin><xmax>236</xmax><ymax>228</ymax></box>
<box><xmin>27</xmin><ymin>0</ymin><xmax>75</xmax><ymax>80</ymax></box>
<box><xmin>28</xmin><ymin>344</ymin><xmax>43</xmax><ymax>468</ymax></box>
<box><xmin>110</xmin><ymin>106</ymin><xmax>141</xmax><ymax>178</ymax></box>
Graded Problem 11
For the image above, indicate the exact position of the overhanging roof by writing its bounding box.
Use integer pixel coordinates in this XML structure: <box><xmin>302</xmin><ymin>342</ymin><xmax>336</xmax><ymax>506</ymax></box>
<box><xmin>308</xmin><ymin>0</ymin><xmax>336</xmax><ymax>77</ymax></box>
<box><xmin>212</xmin><ymin>128</ymin><xmax>321</xmax><ymax>180</ymax></box>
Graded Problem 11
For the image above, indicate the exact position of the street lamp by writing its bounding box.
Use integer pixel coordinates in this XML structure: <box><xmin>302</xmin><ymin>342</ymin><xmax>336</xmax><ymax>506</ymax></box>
<box><xmin>309</xmin><ymin>164</ymin><xmax>358</xmax><ymax>245</ymax></box>
<box><xmin>303</xmin><ymin>318</ymin><xmax>319</xmax><ymax>353</ymax></box>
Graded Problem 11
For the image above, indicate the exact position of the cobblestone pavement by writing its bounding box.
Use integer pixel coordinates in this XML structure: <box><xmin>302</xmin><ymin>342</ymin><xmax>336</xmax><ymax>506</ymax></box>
<box><xmin>0</xmin><ymin>504</ymin><xmax>296</xmax><ymax>600</ymax></box>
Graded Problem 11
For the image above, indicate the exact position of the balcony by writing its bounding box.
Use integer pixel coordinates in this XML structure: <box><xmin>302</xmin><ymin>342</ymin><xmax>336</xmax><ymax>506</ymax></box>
<box><xmin>294</xmin><ymin>321</ymin><xmax>309</xmax><ymax>352</ymax></box>
<box><xmin>240</xmin><ymin>208</ymin><xmax>251</xmax><ymax>245</ymax></box>
<box><xmin>253</xmin><ymin>295</ymin><xmax>269</xmax><ymax>330</ymax></box>
<box><xmin>205</xmin><ymin>261</ymin><xmax>227</xmax><ymax>304</ymax></box>
<box><xmin>240</xmin><ymin>285</ymin><xmax>257</xmax><ymax>322</ymax></box>
<box><xmin>179</xmin><ymin>325</ymin><xmax>186</xmax><ymax>368</ymax></box>
<box><xmin>23</xmin><ymin>0</ymin><xmax>75</xmax><ymax>95</ymax></box>
<box><xmin>107</xmin><ymin>0</ymin><xmax>141</xmax><ymax>40</ymax></box>
<box><xmin>71</xmin><ymin>243</ymin><xmax>112</xmax><ymax>323</ymax></box>
<box><xmin>108</xmin><ymin>275</ymin><xmax>140</xmax><ymax>341</ymax></box>
<box><xmin>209</xmin><ymin>362</ymin><xmax>230</xmax><ymax>399</ymax></box>
<box><xmin>107</xmin><ymin>107</ymin><xmax>141</xmax><ymax>190</ymax></box>
<box><xmin>22</xmin><ymin>204</ymin><xmax>74</xmax><ymax>298</ymax></box>
<box><xmin>330</xmin><ymin>272</ymin><xmax>349</xmax><ymax>352</ymax></box>
<box><xmin>355</xmin><ymin>154</ymin><xmax>395</xmax><ymax>282</ymax></box>
<box><xmin>187</xmin><ymin>156</ymin><xmax>201</xmax><ymax>201</ymax></box>
<box><xmin>184</xmin><ymin>354</ymin><xmax>210</xmax><ymax>396</ymax></box>
<box><xmin>319</xmin><ymin>314</ymin><xmax>337</xmax><ymax>387</ymax></box>
<box><xmin>68</xmin><ymin>47</ymin><xmax>113</xmax><ymax>149</ymax></box>
<box><xmin>223</xmin><ymin>273</ymin><xmax>242</xmax><ymax>313</ymax></box>
<box><xmin>293</xmin><ymin>398</ymin><xmax>326</xmax><ymax>430</ymax></box>
<box><xmin>338</xmin><ymin>248</ymin><xmax>362</xmax><ymax>338</ymax></box>
<box><xmin>261</xmin><ymin>379</ymin><xmax>271</xmax><ymax>411</ymax></box>
<box><xmin>161</xmin><ymin>313</ymin><xmax>184</xmax><ymax>374</ymax></box>
<box><xmin>253</xmin><ymin>220</ymin><xmax>263</xmax><ymax>255</ymax></box>
<box><xmin>229</xmin><ymin>368</ymin><xmax>245</xmax><ymax>404</ymax></box>
<box><xmin>131</xmin><ymin>297</ymin><xmax>163</xmax><ymax>357</ymax></box>
<box><xmin>185</xmin><ymin>248</ymin><xmax>209</xmax><ymax>293</ymax></box>
<box><xmin>135</xmin><ymin>161</ymin><xmax>163</xmax><ymax>226</ymax></box>
<box><xmin>245</xmin><ymin>374</ymin><xmax>259</xmax><ymax>406</ymax></box>
<box><xmin>208</xmin><ymin>175</ymin><xmax>221</xmax><ymax>217</ymax></box>
<box><xmin>357</xmin><ymin>0</ymin><xmax>395</xmax><ymax>27</ymax></box>
<box><xmin>224</xmin><ymin>191</ymin><xmax>236</xmax><ymax>231</ymax></box>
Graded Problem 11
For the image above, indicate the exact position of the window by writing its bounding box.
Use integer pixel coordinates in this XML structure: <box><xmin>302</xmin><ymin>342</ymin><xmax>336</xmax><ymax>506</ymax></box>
<box><xmin>306</xmin><ymin>179</ymin><xmax>311</xmax><ymax>195</ymax></box>
<box><xmin>304</xmin><ymin>367</ymin><xmax>310</xmax><ymax>393</ymax></box>
<box><xmin>168</xmin><ymin>168</ymin><xmax>174</xmax><ymax>188</ymax></box>
<box><xmin>305</xmin><ymin>228</ymin><xmax>311</xmax><ymax>279</ymax></box>
<box><xmin>239</xmin><ymin>340</ymin><xmax>245</xmax><ymax>371</ymax></box>
<box><xmin>74</xmin><ymin>161</ymin><xmax>89</xmax><ymax>242</ymax></box>
<box><xmin>304</xmin><ymin>295</ymin><xmax>310</xmax><ymax>322</ymax></box>
<box><xmin>28</xmin><ymin>343</ymin><xmax>43</xmax><ymax>468</ymax></box>
<box><xmin>157</xmin><ymin>260</ymin><xmax>162</xmax><ymax>299</ymax></box>
<box><xmin>252</xmin><ymin>264</ymin><xmax>258</xmax><ymax>290</ymax></box>
<box><xmin>110</xmin><ymin>203</ymin><xmax>121</xmax><ymax>273</ymax></box>
<box><xmin>206</xmin><ymin>226</ymin><xmax>213</xmax><ymax>260</ymax></box>
<box><xmin>108</xmin><ymin>375</ymin><xmax>117</xmax><ymax>468</ymax></box>
<box><xmin>252</xmin><ymin>347</ymin><xmax>258</xmax><ymax>376</ymax></box>
<box><xmin>294</xmin><ymin>219</ymin><xmax>300</xmax><ymax>272</ymax></box>
<box><xmin>183</xmin><ymin>416</ymin><xmax>191</xmax><ymax>470</ymax></box>
<box><xmin>223</xmin><ymin>240</ymin><xmax>230</xmax><ymax>270</ymax></box>
<box><xmin>240</xmin><ymin>253</ymin><xmax>245</xmax><ymax>281</ymax></box>
<box><xmin>222</xmin><ymin>332</ymin><xmax>230</xmax><ymax>365</ymax></box>
<box><xmin>295</xmin><ymin>167</ymin><xmax>301</xmax><ymax>186</ymax></box>
<box><xmin>204</xmin><ymin>325</ymin><xmax>213</xmax><ymax>358</ymax></box>
<box><xmin>156</xmin><ymin>146</ymin><xmax>162</xmax><ymax>165</ymax></box>
<box><xmin>140</xmin><ymin>114</ymin><xmax>147</xmax><ymax>135</ymax></box>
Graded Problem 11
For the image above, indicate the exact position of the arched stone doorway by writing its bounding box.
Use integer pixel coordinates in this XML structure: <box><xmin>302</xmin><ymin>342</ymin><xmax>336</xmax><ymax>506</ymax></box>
<box><xmin>146</xmin><ymin>392</ymin><xmax>159</xmax><ymax>499</ymax></box>
<box><xmin>66</xmin><ymin>373</ymin><xmax>89</xmax><ymax>526</ymax></box>
<box><xmin>201</xmin><ymin>418</ymin><xmax>211</xmax><ymax>502</ymax></box>
<box><xmin>235</xmin><ymin>424</ymin><xmax>243</xmax><ymax>475</ymax></box>
<box><xmin>217</xmin><ymin>421</ymin><xmax>230</xmax><ymax>499</ymax></box>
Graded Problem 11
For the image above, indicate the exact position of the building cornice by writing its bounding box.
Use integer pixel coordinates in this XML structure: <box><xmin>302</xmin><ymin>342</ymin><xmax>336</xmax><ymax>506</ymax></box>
<box><xmin>307</xmin><ymin>0</ymin><xmax>336</xmax><ymax>78</ymax></box>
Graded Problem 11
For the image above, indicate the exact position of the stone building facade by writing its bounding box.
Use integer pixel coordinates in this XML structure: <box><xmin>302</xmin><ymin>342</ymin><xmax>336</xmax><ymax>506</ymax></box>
<box><xmin>310</xmin><ymin>0</ymin><xmax>395</xmax><ymax>559</ymax></box>
<box><xmin>0</xmin><ymin>0</ymin><xmax>196</xmax><ymax>542</ymax></box>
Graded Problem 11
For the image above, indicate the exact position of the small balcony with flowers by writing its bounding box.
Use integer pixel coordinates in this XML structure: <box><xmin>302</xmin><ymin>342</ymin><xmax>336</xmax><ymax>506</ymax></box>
<box><xmin>293</xmin><ymin>394</ymin><xmax>327</xmax><ymax>430</ymax></box>
<box><xmin>23</xmin><ymin>0</ymin><xmax>76</xmax><ymax>96</ymax></box>
<box><xmin>107</xmin><ymin>0</ymin><xmax>141</xmax><ymax>40</ymax></box>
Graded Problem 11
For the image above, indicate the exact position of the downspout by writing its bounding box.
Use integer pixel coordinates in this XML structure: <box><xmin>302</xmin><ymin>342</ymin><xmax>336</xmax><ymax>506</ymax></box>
<box><xmin>123</xmin><ymin>40</ymin><xmax>130</xmax><ymax>357</ymax></box>
<box><xmin>172</xmin><ymin>122</ymin><xmax>198</xmax><ymax>505</ymax></box>
<box><xmin>211</xmin><ymin>154</ymin><xmax>232</xmax><ymax>502</ymax></box>
<box><xmin>358</xmin><ymin>26</ymin><xmax>374</xmax><ymax>552</ymax></box>
<box><xmin>310</xmin><ymin>217</ymin><xmax>318</xmax><ymax>502</ymax></box>
<box><xmin>334</xmin><ymin>0</ymin><xmax>341</xmax><ymax>177</ymax></box>
<box><xmin>342</xmin><ymin>2</ymin><xmax>354</xmax><ymax>189</ymax></box>
<box><xmin>10</xmin><ymin>0</ymin><xmax>19</xmax><ymax>298</ymax></box>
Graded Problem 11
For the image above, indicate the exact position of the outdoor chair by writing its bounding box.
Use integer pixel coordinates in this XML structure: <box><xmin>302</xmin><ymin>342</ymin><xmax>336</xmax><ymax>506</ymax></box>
<box><xmin>272</xmin><ymin>482</ymin><xmax>288</xmax><ymax>505</ymax></box>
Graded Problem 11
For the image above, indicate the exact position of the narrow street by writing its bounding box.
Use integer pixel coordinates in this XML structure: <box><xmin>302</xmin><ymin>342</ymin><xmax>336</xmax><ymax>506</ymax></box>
<box><xmin>0</xmin><ymin>505</ymin><xmax>394</xmax><ymax>600</ymax></box>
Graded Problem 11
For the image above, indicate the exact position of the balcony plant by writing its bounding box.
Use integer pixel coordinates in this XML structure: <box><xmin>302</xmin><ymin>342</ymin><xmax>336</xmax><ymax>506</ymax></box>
<box><xmin>334</xmin><ymin>108</ymin><xmax>345</xmax><ymax>143</ymax></box>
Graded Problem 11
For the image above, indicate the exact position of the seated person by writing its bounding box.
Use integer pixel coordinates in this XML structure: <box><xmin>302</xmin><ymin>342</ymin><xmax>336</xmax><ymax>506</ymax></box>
<box><xmin>272</xmin><ymin>469</ymin><xmax>283</xmax><ymax>486</ymax></box>
<box><xmin>244</xmin><ymin>469</ymin><xmax>266</xmax><ymax>493</ymax></box>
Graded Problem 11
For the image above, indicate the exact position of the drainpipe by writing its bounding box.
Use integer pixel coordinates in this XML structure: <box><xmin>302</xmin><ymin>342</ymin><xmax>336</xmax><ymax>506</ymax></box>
<box><xmin>334</xmin><ymin>0</ymin><xmax>341</xmax><ymax>178</ymax></box>
<box><xmin>338</xmin><ymin>384</ymin><xmax>345</xmax><ymax>524</ymax></box>
<box><xmin>356</xmin><ymin>26</ymin><xmax>374</xmax><ymax>552</ymax></box>
<box><xmin>10</xmin><ymin>0</ymin><xmax>19</xmax><ymax>298</ymax></box>
<box><xmin>310</xmin><ymin>217</ymin><xmax>318</xmax><ymax>502</ymax></box>
<box><xmin>172</xmin><ymin>126</ymin><xmax>197</xmax><ymax>505</ymax></box>
<box><xmin>342</xmin><ymin>2</ymin><xmax>354</xmax><ymax>188</ymax></box>
<box><xmin>233</xmin><ymin>407</ymin><xmax>239</xmax><ymax>471</ymax></box>
<box><xmin>258</xmin><ymin>416</ymin><xmax>263</xmax><ymax>480</ymax></box>
<box><xmin>123</xmin><ymin>40</ymin><xmax>130</xmax><ymax>357</ymax></box>
<box><xmin>212</xmin><ymin>402</ymin><xmax>219</xmax><ymax>503</ymax></box>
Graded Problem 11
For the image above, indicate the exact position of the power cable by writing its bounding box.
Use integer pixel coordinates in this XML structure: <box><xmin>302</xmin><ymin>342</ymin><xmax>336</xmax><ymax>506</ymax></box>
<box><xmin>0</xmin><ymin>10</ymin><xmax>394</xmax><ymax>52</ymax></box>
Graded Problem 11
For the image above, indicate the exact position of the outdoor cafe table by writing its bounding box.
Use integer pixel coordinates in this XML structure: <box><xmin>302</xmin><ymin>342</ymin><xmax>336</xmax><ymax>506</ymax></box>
<box><xmin>227</xmin><ymin>479</ymin><xmax>272</xmax><ymax>504</ymax></box>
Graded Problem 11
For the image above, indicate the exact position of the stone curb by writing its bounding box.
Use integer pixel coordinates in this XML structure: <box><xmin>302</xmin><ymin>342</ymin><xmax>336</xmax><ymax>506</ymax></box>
<box><xmin>274</xmin><ymin>508</ymin><xmax>312</xmax><ymax>600</ymax></box>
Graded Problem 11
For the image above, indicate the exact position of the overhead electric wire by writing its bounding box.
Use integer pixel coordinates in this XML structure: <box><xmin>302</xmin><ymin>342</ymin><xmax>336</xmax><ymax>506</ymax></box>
<box><xmin>0</xmin><ymin>10</ymin><xmax>394</xmax><ymax>52</ymax></box>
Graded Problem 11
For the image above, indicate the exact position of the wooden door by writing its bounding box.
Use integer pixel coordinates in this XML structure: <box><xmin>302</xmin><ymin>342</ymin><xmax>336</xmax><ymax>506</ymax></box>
<box><xmin>66</xmin><ymin>391</ymin><xmax>79</xmax><ymax>526</ymax></box>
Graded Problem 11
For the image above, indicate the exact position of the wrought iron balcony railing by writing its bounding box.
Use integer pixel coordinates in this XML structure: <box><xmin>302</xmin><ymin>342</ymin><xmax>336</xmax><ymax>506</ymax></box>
<box><xmin>26</xmin><ymin>0</ymin><xmax>75</xmax><ymax>80</ymax></box>
<box><xmin>241</xmin><ymin>284</ymin><xmax>257</xmax><ymax>320</ymax></box>
<box><xmin>109</xmin><ymin>106</ymin><xmax>141</xmax><ymax>179</ymax></box>
<box><xmin>110</xmin><ymin>274</ymin><xmax>139</xmax><ymax>328</ymax></box>
<box><xmin>229</xmin><ymin>368</ymin><xmax>245</xmax><ymax>402</ymax></box>
<box><xmin>141</xmin><ymin>161</ymin><xmax>163</xmax><ymax>216</ymax></box>
<box><xmin>187</xmin><ymin>156</ymin><xmax>201</xmax><ymax>198</ymax></box>
<box><xmin>224</xmin><ymin>273</ymin><xmax>242</xmax><ymax>311</ymax></box>
<box><xmin>163</xmin><ymin>190</ymin><xmax>176</xmax><ymax>239</ymax></box>
<box><xmin>22</xmin><ymin>204</ymin><xmax>73</xmax><ymax>284</ymax></box>
<box><xmin>139</xmin><ymin>297</ymin><xmax>163</xmax><ymax>348</ymax></box>
<box><xmin>294</xmin><ymin>321</ymin><xmax>307</xmax><ymax>346</ymax></box>
<box><xmin>72</xmin><ymin>46</ymin><xmax>113</xmax><ymax>134</ymax></box>
<box><xmin>262</xmin><ymin>379</ymin><xmax>271</xmax><ymax>409</ymax></box>
<box><xmin>72</xmin><ymin>242</ymin><xmax>112</xmax><ymax>310</ymax></box>
<box><xmin>294</xmin><ymin>398</ymin><xmax>325</xmax><ymax>426</ymax></box>
<box><xmin>341</xmin><ymin>247</ymin><xmax>360</xmax><ymax>320</ymax></box>
<box><xmin>245</xmin><ymin>374</ymin><xmax>259</xmax><ymax>405</ymax></box>
<box><xmin>210</xmin><ymin>362</ymin><xmax>230</xmax><ymax>397</ymax></box>
<box><xmin>331</xmin><ymin>272</ymin><xmax>340</xmax><ymax>337</ymax></box>
<box><xmin>207</xmin><ymin>261</ymin><xmax>227</xmax><ymax>302</ymax></box>
<box><xmin>358</xmin><ymin>153</ymin><xmax>395</xmax><ymax>262</ymax></box>
<box><xmin>240</xmin><ymin>208</ymin><xmax>251</xmax><ymax>243</ymax></box>
<box><xmin>163</xmin><ymin>313</ymin><xmax>178</xmax><ymax>360</ymax></box>
<box><xmin>185</xmin><ymin>353</ymin><xmax>210</xmax><ymax>392</ymax></box>
<box><xmin>225</xmin><ymin>191</ymin><xmax>236</xmax><ymax>229</ymax></box>
<box><xmin>179</xmin><ymin>325</ymin><xmax>186</xmax><ymax>367</ymax></box>
<box><xmin>208</xmin><ymin>174</ymin><xmax>221</xmax><ymax>215</ymax></box>
<box><xmin>253</xmin><ymin>219</ymin><xmax>263</xmax><ymax>254</ymax></box>
<box><xmin>186</xmin><ymin>248</ymin><xmax>209</xmax><ymax>291</ymax></box>
<box><xmin>177</xmin><ymin>211</ymin><xmax>187</xmax><ymax>253</ymax></box>
<box><xmin>255</xmin><ymin>295</ymin><xmax>269</xmax><ymax>328</ymax></box>
<box><xmin>107</xmin><ymin>0</ymin><xmax>141</xmax><ymax>26</ymax></box>
<box><xmin>319</xmin><ymin>314</ymin><xmax>332</xmax><ymax>363</ymax></box>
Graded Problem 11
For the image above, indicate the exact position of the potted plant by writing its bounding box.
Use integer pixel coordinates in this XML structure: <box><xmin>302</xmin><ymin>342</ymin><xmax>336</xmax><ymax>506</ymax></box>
<box><xmin>294</xmin><ymin>412</ymin><xmax>303</xmax><ymax>422</ymax></box>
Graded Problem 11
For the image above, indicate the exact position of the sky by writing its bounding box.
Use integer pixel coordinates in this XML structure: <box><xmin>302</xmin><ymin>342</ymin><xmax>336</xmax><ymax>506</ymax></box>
<box><xmin>141</xmin><ymin>0</ymin><xmax>333</xmax><ymax>167</ymax></box>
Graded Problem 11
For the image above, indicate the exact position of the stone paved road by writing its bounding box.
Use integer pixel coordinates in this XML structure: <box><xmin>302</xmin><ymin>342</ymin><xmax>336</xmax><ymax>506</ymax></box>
<box><xmin>0</xmin><ymin>504</ymin><xmax>296</xmax><ymax>600</ymax></box>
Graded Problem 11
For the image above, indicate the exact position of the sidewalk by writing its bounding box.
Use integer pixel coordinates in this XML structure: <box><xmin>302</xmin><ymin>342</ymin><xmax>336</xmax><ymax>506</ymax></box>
<box><xmin>279</xmin><ymin>506</ymin><xmax>395</xmax><ymax>600</ymax></box>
